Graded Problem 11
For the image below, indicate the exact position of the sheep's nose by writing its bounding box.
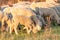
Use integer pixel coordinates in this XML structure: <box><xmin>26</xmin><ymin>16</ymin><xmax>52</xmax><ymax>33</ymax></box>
<box><xmin>36</xmin><ymin>24</ymin><xmax>41</xmax><ymax>31</ymax></box>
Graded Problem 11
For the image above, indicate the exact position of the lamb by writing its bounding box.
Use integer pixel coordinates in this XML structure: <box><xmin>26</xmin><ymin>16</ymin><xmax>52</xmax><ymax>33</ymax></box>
<box><xmin>3</xmin><ymin>7</ymin><xmax>42</xmax><ymax>34</ymax></box>
<box><xmin>9</xmin><ymin>15</ymin><xmax>41</xmax><ymax>35</ymax></box>
<box><xmin>10</xmin><ymin>7</ymin><xmax>42</xmax><ymax>29</ymax></box>
<box><xmin>1</xmin><ymin>14</ymin><xmax>40</xmax><ymax>35</ymax></box>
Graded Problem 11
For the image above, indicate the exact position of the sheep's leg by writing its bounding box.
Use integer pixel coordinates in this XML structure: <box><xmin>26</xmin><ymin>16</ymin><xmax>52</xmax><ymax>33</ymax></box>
<box><xmin>10</xmin><ymin>26</ymin><xmax>12</xmax><ymax>34</ymax></box>
<box><xmin>14</xmin><ymin>26</ymin><xmax>18</xmax><ymax>35</ymax></box>
<box><xmin>26</xmin><ymin>25</ymin><xmax>32</xmax><ymax>34</ymax></box>
<box><xmin>48</xmin><ymin>16</ymin><xmax>51</xmax><ymax>26</ymax></box>
<box><xmin>1</xmin><ymin>19</ymin><xmax>5</xmax><ymax>32</ymax></box>
<box><xmin>46</xmin><ymin>16</ymin><xmax>51</xmax><ymax>28</ymax></box>
<box><xmin>12</xmin><ymin>18</ymin><xmax>18</xmax><ymax>35</ymax></box>
<box><xmin>45</xmin><ymin>17</ymin><xmax>50</xmax><ymax>29</ymax></box>
<box><xmin>13</xmin><ymin>22</ymin><xmax>18</xmax><ymax>35</ymax></box>
<box><xmin>9</xmin><ymin>24</ymin><xmax>14</xmax><ymax>34</ymax></box>
<box><xmin>23</xmin><ymin>26</ymin><xmax>31</xmax><ymax>34</ymax></box>
<box><xmin>6</xmin><ymin>26</ymin><xmax>9</xmax><ymax>32</ymax></box>
<box><xmin>26</xmin><ymin>28</ymin><xmax>31</xmax><ymax>34</ymax></box>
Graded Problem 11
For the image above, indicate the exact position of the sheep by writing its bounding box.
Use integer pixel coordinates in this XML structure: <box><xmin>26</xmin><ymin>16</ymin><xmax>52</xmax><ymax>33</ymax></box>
<box><xmin>46</xmin><ymin>0</ymin><xmax>56</xmax><ymax>3</ymax></box>
<box><xmin>36</xmin><ymin>15</ymin><xmax>47</xmax><ymax>27</ymax></box>
<box><xmin>55</xmin><ymin>6</ymin><xmax>60</xmax><ymax>16</ymax></box>
<box><xmin>11</xmin><ymin>7</ymin><xmax>42</xmax><ymax>32</ymax></box>
<box><xmin>9</xmin><ymin>15</ymin><xmax>41</xmax><ymax>34</ymax></box>
<box><xmin>1</xmin><ymin>14</ymin><xmax>38</xmax><ymax>35</ymax></box>
<box><xmin>1</xmin><ymin>14</ymin><xmax>10</xmax><ymax>32</ymax></box>
<box><xmin>10</xmin><ymin>7</ymin><xmax>36</xmax><ymax>17</ymax></box>
<box><xmin>30</xmin><ymin>2</ymin><xmax>53</xmax><ymax>10</ymax></box>
<box><xmin>30</xmin><ymin>2</ymin><xmax>60</xmax><ymax>25</ymax></box>
<box><xmin>30</xmin><ymin>15</ymin><xmax>42</xmax><ymax>33</ymax></box>
<box><xmin>30</xmin><ymin>2</ymin><xmax>59</xmax><ymax>10</ymax></box>
<box><xmin>30</xmin><ymin>5</ymin><xmax>60</xmax><ymax>26</ymax></box>
<box><xmin>38</xmin><ymin>8</ymin><xmax>60</xmax><ymax>25</ymax></box>
<box><xmin>30</xmin><ymin>2</ymin><xmax>60</xmax><ymax>24</ymax></box>
<box><xmin>12</xmin><ymin>15</ymin><xmax>33</xmax><ymax>34</ymax></box>
<box><xmin>0</xmin><ymin>11</ymin><xmax>4</xmax><ymax>31</ymax></box>
<box><xmin>3</xmin><ymin>7</ymin><xmax>42</xmax><ymax>34</ymax></box>
<box><xmin>50</xmin><ymin>6</ymin><xmax>60</xmax><ymax>17</ymax></box>
<box><xmin>6</xmin><ymin>18</ymin><xmax>13</xmax><ymax>34</ymax></box>
<box><xmin>0</xmin><ymin>13</ymin><xmax>13</xmax><ymax>34</ymax></box>
<box><xmin>46</xmin><ymin>0</ymin><xmax>60</xmax><ymax>3</ymax></box>
<box><xmin>49</xmin><ymin>6</ymin><xmax>60</xmax><ymax>24</ymax></box>
<box><xmin>3</xmin><ymin>7</ymin><xmax>36</xmax><ymax>19</ymax></box>
<box><xmin>0</xmin><ymin>10</ymin><xmax>12</xmax><ymax>32</ymax></box>
<box><xmin>13</xmin><ymin>1</ymin><xmax>30</xmax><ymax>8</ymax></box>
<box><xmin>10</xmin><ymin>7</ymin><xmax>42</xmax><ymax>28</ymax></box>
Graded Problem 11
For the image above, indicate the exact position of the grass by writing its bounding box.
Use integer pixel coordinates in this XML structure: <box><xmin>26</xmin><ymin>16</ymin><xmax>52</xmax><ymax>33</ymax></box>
<box><xmin>0</xmin><ymin>25</ymin><xmax>60</xmax><ymax>40</ymax></box>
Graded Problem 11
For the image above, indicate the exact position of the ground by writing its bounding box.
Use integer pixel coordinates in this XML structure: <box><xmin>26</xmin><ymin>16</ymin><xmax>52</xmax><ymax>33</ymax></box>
<box><xmin>0</xmin><ymin>25</ymin><xmax>60</xmax><ymax>40</ymax></box>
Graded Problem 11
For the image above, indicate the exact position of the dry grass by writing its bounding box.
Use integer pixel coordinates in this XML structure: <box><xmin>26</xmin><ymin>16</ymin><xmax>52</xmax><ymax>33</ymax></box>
<box><xmin>0</xmin><ymin>25</ymin><xmax>60</xmax><ymax>40</ymax></box>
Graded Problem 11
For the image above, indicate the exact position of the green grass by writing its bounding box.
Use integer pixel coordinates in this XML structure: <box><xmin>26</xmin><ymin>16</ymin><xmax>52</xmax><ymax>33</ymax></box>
<box><xmin>0</xmin><ymin>25</ymin><xmax>60</xmax><ymax>40</ymax></box>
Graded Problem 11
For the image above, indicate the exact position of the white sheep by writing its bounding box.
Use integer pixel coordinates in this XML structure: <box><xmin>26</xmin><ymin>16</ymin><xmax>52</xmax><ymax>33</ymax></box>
<box><xmin>38</xmin><ymin>8</ymin><xmax>60</xmax><ymax>24</ymax></box>
<box><xmin>30</xmin><ymin>2</ymin><xmax>59</xmax><ymax>10</ymax></box>
<box><xmin>10</xmin><ymin>15</ymin><xmax>41</xmax><ymax>34</ymax></box>
<box><xmin>3</xmin><ymin>7</ymin><xmax>42</xmax><ymax>34</ymax></box>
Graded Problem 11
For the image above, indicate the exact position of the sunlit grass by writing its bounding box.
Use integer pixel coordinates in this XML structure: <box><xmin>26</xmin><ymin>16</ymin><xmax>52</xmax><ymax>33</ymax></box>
<box><xmin>0</xmin><ymin>25</ymin><xmax>60</xmax><ymax>40</ymax></box>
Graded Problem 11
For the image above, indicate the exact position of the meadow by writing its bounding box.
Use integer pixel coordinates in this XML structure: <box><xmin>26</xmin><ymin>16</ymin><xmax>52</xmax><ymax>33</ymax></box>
<box><xmin>0</xmin><ymin>25</ymin><xmax>60</xmax><ymax>40</ymax></box>
<box><xmin>0</xmin><ymin>0</ymin><xmax>60</xmax><ymax>40</ymax></box>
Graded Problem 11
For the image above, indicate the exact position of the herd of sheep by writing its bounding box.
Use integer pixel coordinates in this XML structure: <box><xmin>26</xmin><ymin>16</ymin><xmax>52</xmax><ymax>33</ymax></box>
<box><xmin>0</xmin><ymin>1</ymin><xmax>60</xmax><ymax>35</ymax></box>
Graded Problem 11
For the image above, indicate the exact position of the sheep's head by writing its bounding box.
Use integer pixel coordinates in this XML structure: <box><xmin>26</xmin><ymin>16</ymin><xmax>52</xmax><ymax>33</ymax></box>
<box><xmin>32</xmin><ymin>24</ymin><xmax>41</xmax><ymax>33</ymax></box>
<box><xmin>57</xmin><ymin>18</ymin><xmax>60</xmax><ymax>25</ymax></box>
